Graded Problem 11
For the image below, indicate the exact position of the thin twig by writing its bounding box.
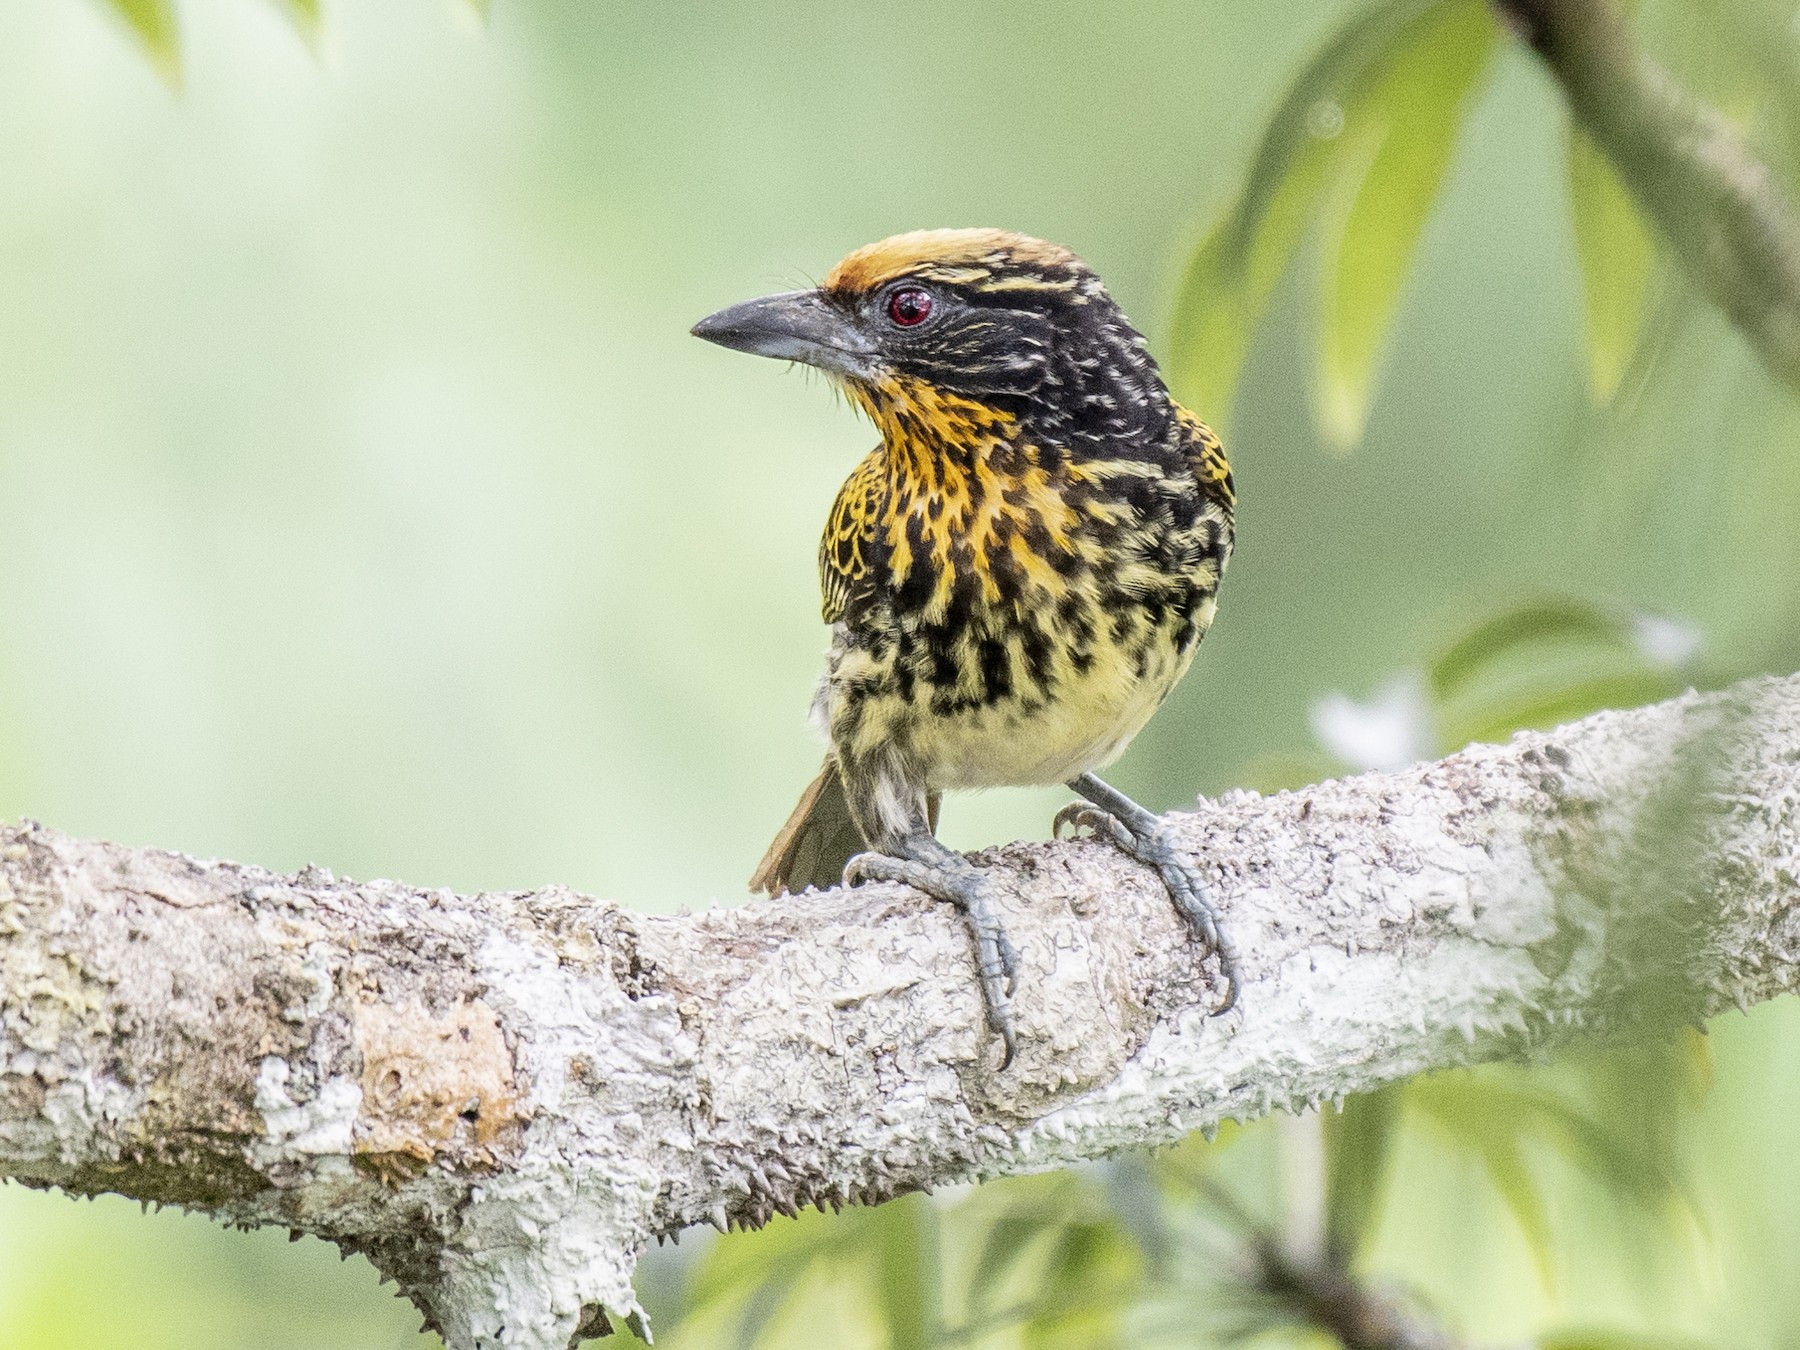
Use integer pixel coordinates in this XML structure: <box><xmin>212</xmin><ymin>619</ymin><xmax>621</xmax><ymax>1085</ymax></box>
<box><xmin>1494</xmin><ymin>0</ymin><xmax>1800</xmax><ymax>393</ymax></box>
<box><xmin>1201</xmin><ymin>1178</ymin><xmax>1465</xmax><ymax>1350</ymax></box>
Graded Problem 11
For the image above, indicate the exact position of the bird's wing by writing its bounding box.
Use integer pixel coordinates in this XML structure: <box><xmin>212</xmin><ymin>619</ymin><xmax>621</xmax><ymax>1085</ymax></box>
<box><xmin>1175</xmin><ymin>405</ymin><xmax>1234</xmax><ymax>508</ymax></box>
<box><xmin>818</xmin><ymin>447</ymin><xmax>887</xmax><ymax>624</ymax></box>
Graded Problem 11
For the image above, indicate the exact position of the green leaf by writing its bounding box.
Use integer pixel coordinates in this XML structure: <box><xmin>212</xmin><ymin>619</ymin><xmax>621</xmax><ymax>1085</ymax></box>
<box><xmin>1407</xmin><ymin>1077</ymin><xmax>1559</xmax><ymax>1288</ymax></box>
<box><xmin>1169</xmin><ymin>157</ymin><xmax>1334</xmax><ymax>438</ymax></box>
<box><xmin>272</xmin><ymin>0</ymin><xmax>323</xmax><ymax>44</ymax></box>
<box><xmin>1546</xmin><ymin>1035</ymin><xmax>1711</xmax><ymax>1217</ymax></box>
<box><xmin>1567</xmin><ymin>126</ymin><xmax>1657</xmax><ymax>402</ymax></box>
<box><xmin>1427</xmin><ymin>596</ymin><xmax>1635</xmax><ymax>704</ymax></box>
<box><xmin>1018</xmin><ymin>1221</ymin><xmax>1142</xmax><ymax>1350</ymax></box>
<box><xmin>1422</xmin><ymin>595</ymin><xmax>1699</xmax><ymax>750</ymax></box>
<box><xmin>1169</xmin><ymin>0</ymin><xmax>1495</xmax><ymax>437</ymax></box>
<box><xmin>1446</xmin><ymin>668</ymin><xmax>1687</xmax><ymax>747</ymax></box>
<box><xmin>1316</xmin><ymin>0</ymin><xmax>1497</xmax><ymax>448</ymax></box>
<box><xmin>963</xmin><ymin>1175</ymin><xmax>1089</xmax><ymax>1315</ymax></box>
<box><xmin>1540</xmin><ymin>1331</ymin><xmax>1717</xmax><ymax>1350</ymax></box>
<box><xmin>103</xmin><ymin>0</ymin><xmax>181</xmax><ymax>85</ymax></box>
<box><xmin>1170</xmin><ymin>0</ymin><xmax>1445</xmax><ymax>429</ymax></box>
<box><xmin>1100</xmin><ymin>1157</ymin><xmax>1174</xmax><ymax>1276</ymax></box>
<box><xmin>967</xmin><ymin>1212</ymin><xmax>1056</xmax><ymax>1313</ymax></box>
<box><xmin>684</xmin><ymin>1205</ymin><xmax>862</xmax><ymax>1322</ymax></box>
<box><xmin>1723</xmin><ymin>0</ymin><xmax>1800</xmax><ymax>182</ymax></box>
<box><xmin>682</xmin><ymin>1201</ymin><xmax>945</xmax><ymax>1348</ymax></box>
<box><xmin>1406</xmin><ymin>1053</ymin><xmax>1701</xmax><ymax>1295</ymax></box>
<box><xmin>945</xmin><ymin>1173</ymin><xmax>1149</xmax><ymax>1348</ymax></box>
<box><xmin>870</xmin><ymin>1201</ymin><xmax>938</xmax><ymax>1350</ymax></box>
<box><xmin>731</xmin><ymin>1271</ymin><xmax>802</xmax><ymax>1350</ymax></box>
<box><xmin>1323</xmin><ymin>1085</ymin><xmax>1401</xmax><ymax>1261</ymax></box>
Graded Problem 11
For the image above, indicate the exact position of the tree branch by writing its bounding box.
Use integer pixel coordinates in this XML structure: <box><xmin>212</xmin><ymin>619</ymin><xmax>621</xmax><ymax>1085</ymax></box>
<box><xmin>1247</xmin><ymin>1240</ymin><xmax>1466</xmax><ymax>1350</ymax></box>
<box><xmin>1203</xmin><ymin>1176</ymin><xmax>1467</xmax><ymax>1350</ymax></box>
<box><xmin>1494</xmin><ymin>0</ymin><xmax>1800</xmax><ymax>393</ymax></box>
<box><xmin>4</xmin><ymin>675</ymin><xmax>1800</xmax><ymax>1348</ymax></box>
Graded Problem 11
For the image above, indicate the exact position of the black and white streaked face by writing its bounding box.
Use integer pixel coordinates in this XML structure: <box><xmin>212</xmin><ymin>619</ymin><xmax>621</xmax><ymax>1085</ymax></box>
<box><xmin>693</xmin><ymin>228</ymin><xmax>1173</xmax><ymax>448</ymax></box>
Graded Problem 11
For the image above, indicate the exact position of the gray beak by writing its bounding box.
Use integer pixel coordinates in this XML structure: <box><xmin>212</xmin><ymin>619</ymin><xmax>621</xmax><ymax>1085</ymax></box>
<box><xmin>691</xmin><ymin>289</ymin><xmax>878</xmax><ymax>379</ymax></box>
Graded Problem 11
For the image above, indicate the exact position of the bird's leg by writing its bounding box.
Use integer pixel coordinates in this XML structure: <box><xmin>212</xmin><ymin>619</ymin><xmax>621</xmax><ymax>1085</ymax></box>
<box><xmin>843</xmin><ymin>823</ymin><xmax>1023</xmax><ymax>1070</ymax></box>
<box><xmin>1056</xmin><ymin>771</ymin><xmax>1239</xmax><ymax>1012</ymax></box>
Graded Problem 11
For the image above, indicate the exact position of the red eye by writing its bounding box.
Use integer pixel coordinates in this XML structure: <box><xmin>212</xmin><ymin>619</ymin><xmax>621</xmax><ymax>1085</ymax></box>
<box><xmin>886</xmin><ymin>287</ymin><xmax>933</xmax><ymax>327</ymax></box>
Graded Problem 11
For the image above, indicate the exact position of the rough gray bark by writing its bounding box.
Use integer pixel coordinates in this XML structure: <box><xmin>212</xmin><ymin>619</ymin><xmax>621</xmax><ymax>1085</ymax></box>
<box><xmin>5</xmin><ymin>675</ymin><xmax>1800</xmax><ymax>1349</ymax></box>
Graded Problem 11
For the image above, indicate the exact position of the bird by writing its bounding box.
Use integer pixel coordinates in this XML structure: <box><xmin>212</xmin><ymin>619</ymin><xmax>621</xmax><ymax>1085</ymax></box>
<box><xmin>693</xmin><ymin>228</ymin><xmax>1237</xmax><ymax>1068</ymax></box>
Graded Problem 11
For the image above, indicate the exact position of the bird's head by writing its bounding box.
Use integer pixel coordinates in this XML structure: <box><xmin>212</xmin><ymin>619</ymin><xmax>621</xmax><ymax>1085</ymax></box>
<box><xmin>693</xmin><ymin>229</ymin><xmax>1172</xmax><ymax>451</ymax></box>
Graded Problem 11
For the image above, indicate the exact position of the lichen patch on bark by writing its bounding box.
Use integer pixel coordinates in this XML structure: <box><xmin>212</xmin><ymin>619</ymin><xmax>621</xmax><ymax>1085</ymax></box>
<box><xmin>353</xmin><ymin>996</ymin><xmax>526</xmax><ymax>1180</ymax></box>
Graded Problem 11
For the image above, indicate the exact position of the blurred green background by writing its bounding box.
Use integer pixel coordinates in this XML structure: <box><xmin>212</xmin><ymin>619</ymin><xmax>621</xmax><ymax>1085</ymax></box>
<box><xmin>4</xmin><ymin>0</ymin><xmax>1800</xmax><ymax>1345</ymax></box>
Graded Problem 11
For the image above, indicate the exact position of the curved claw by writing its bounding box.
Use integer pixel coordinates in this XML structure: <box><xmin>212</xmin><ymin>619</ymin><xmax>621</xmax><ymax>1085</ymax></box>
<box><xmin>843</xmin><ymin>851</ymin><xmax>1022</xmax><ymax>1067</ymax></box>
<box><xmin>1057</xmin><ymin>807</ymin><xmax>1239</xmax><ymax>1015</ymax></box>
<box><xmin>1053</xmin><ymin>802</ymin><xmax>1135</xmax><ymax>850</ymax></box>
<box><xmin>1159</xmin><ymin>856</ymin><xmax>1239</xmax><ymax>1012</ymax></box>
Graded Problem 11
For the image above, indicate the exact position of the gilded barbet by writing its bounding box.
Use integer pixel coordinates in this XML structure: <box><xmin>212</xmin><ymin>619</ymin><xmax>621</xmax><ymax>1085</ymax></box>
<box><xmin>694</xmin><ymin>229</ymin><xmax>1237</xmax><ymax>1067</ymax></box>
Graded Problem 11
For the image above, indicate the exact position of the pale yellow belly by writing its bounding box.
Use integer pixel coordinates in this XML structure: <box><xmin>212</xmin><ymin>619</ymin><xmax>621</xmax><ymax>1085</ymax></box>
<box><xmin>814</xmin><ymin>623</ymin><xmax>1192</xmax><ymax>791</ymax></box>
<box><xmin>922</xmin><ymin>635</ymin><xmax>1192</xmax><ymax>788</ymax></box>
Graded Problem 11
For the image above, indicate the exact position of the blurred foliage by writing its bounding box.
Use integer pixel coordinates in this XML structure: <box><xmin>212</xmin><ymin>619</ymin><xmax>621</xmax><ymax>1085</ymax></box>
<box><xmin>1538</xmin><ymin>1334</ymin><xmax>1717</xmax><ymax>1350</ymax></box>
<box><xmin>656</xmin><ymin>1132</ymin><xmax>1253</xmax><ymax>1350</ymax></box>
<box><xmin>1424</xmin><ymin>595</ymin><xmax>1699</xmax><ymax>750</ymax></box>
<box><xmin>1565</xmin><ymin>129</ymin><xmax>1659</xmax><ymax>403</ymax></box>
<box><xmin>100</xmin><ymin>0</ymin><xmax>181</xmax><ymax>82</ymax></box>
<box><xmin>1170</xmin><ymin>0</ymin><xmax>1501</xmax><ymax>448</ymax></box>
<box><xmin>8</xmin><ymin>0</ymin><xmax>1800</xmax><ymax>1347</ymax></box>
<box><xmin>1168</xmin><ymin>0</ymin><xmax>1800</xmax><ymax>447</ymax></box>
<box><xmin>98</xmin><ymin>0</ymin><xmax>322</xmax><ymax>84</ymax></box>
<box><xmin>1323</xmin><ymin>1084</ymin><xmax>1401</xmax><ymax>1264</ymax></box>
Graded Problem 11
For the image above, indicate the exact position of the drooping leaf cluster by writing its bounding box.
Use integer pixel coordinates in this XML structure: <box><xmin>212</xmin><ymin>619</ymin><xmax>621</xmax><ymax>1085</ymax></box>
<box><xmin>1169</xmin><ymin>0</ymin><xmax>1800</xmax><ymax>445</ymax></box>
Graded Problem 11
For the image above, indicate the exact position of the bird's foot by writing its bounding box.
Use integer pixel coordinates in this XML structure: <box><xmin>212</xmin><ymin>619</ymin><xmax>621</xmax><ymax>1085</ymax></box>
<box><xmin>843</xmin><ymin>852</ymin><xmax>1022</xmax><ymax>1069</ymax></box>
<box><xmin>1054</xmin><ymin>801</ymin><xmax>1240</xmax><ymax>1014</ymax></box>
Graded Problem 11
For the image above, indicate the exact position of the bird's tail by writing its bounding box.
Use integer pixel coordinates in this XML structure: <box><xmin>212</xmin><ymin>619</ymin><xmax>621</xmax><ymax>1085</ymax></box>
<box><xmin>749</xmin><ymin>758</ymin><xmax>865</xmax><ymax>896</ymax></box>
<box><xmin>749</xmin><ymin>760</ymin><xmax>943</xmax><ymax>896</ymax></box>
